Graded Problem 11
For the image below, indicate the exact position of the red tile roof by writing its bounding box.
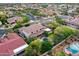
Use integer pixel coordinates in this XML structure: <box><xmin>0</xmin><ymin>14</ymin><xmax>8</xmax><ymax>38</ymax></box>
<box><xmin>0</xmin><ymin>33</ymin><xmax>26</xmax><ymax>56</ymax></box>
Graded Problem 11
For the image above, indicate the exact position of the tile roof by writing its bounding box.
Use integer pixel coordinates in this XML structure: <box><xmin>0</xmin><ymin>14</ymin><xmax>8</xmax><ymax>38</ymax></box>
<box><xmin>0</xmin><ymin>33</ymin><xmax>27</xmax><ymax>56</ymax></box>
<box><xmin>19</xmin><ymin>23</ymin><xmax>46</xmax><ymax>37</ymax></box>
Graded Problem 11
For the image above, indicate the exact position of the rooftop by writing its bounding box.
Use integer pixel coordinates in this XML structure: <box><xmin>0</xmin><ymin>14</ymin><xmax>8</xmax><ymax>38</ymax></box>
<box><xmin>0</xmin><ymin>33</ymin><xmax>28</xmax><ymax>56</ymax></box>
<box><xmin>19</xmin><ymin>23</ymin><xmax>46</xmax><ymax>37</ymax></box>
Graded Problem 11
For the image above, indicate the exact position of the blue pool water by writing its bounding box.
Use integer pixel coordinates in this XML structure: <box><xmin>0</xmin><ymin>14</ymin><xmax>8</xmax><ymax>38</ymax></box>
<box><xmin>66</xmin><ymin>42</ymin><xmax>79</xmax><ymax>54</ymax></box>
<box><xmin>67</xmin><ymin>47</ymin><xmax>78</xmax><ymax>54</ymax></box>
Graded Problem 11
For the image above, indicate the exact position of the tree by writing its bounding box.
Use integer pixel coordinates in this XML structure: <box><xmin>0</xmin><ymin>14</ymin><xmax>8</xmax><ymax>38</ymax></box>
<box><xmin>25</xmin><ymin>39</ymin><xmax>53</xmax><ymax>55</ymax></box>
<box><xmin>22</xmin><ymin>16</ymin><xmax>30</xmax><ymax>23</ymax></box>
<box><xmin>43</xmin><ymin>31</ymin><xmax>52</xmax><ymax>37</ymax></box>
<box><xmin>48</xmin><ymin>33</ymin><xmax>59</xmax><ymax>45</ymax></box>
<box><xmin>53</xmin><ymin>26</ymin><xmax>77</xmax><ymax>44</ymax></box>
<box><xmin>25</xmin><ymin>39</ymin><xmax>42</xmax><ymax>56</ymax></box>
<box><xmin>13</xmin><ymin>22</ymin><xmax>22</xmax><ymax>30</ymax></box>
<box><xmin>55</xmin><ymin>16</ymin><xmax>65</xmax><ymax>25</ymax></box>
<box><xmin>47</xmin><ymin>21</ymin><xmax>60</xmax><ymax>29</ymax></box>
<box><xmin>48</xmin><ymin>26</ymin><xmax>78</xmax><ymax>45</ymax></box>
<box><xmin>26</xmin><ymin>8</ymin><xmax>33</xmax><ymax>13</ymax></box>
<box><xmin>54</xmin><ymin>26</ymin><xmax>76</xmax><ymax>37</ymax></box>
<box><xmin>41</xmin><ymin>41</ymin><xmax>52</xmax><ymax>53</ymax></box>
<box><xmin>30</xmin><ymin>9</ymin><xmax>46</xmax><ymax>16</ymax></box>
<box><xmin>30</xmin><ymin>9</ymin><xmax>40</xmax><ymax>16</ymax></box>
<box><xmin>27</xmin><ymin>37</ymin><xmax>38</xmax><ymax>44</ymax></box>
<box><xmin>41</xmin><ymin>4</ymin><xmax>48</xmax><ymax>8</ymax></box>
<box><xmin>0</xmin><ymin>11</ymin><xmax>8</xmax><ymax>24</ymax></box>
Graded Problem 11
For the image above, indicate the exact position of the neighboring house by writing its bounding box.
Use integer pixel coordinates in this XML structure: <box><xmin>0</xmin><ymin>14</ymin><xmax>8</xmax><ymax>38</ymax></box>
<box><xmin>0</xmin><ymin>33</ymin><xmax>28</xmax><ymax>56</ymax></box>
<box><xmin>19</xmin><ymin>23</ymin><xmax>47</xmax><ymax>38</ymax></box>
<box><xmin>39</xmin><ymin>8</ymin><xmax>56</xmax><ymax>16</ymax></box>
<box><xmin>67</xmin><ymin>17</ymin><xmax>79</xmax><ymax>29</ymax></box>
<box><xmin>7</xmin><ymin>16</ymin><xmax>23</xmax><ymax>24</ymax></box>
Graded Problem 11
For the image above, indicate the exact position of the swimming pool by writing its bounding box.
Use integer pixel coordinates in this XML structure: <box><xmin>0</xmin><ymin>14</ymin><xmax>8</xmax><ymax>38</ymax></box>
<box><xmin>66</xmin><ymin>42</ymin><xmax>79</xmax><ymax>54</ymax></box>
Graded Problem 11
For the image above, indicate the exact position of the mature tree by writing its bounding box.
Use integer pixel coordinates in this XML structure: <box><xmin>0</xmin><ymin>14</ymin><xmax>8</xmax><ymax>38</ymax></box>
<box><xmin>26</xmin><ymin>8</ymin><xmax>33</xmax><ymax>13</ymax></box>
<box><xmin>27</xmin><ymin>37</ymin><xmax>38</xmax><ymax>44</ymax></box>
<box><xmin>31</xmin><ymin>9</ymin><xmax>39</xmax><ymax>15</ymax></box>
<box><xmin>0</xmin><ymin>11</ymin><xmax>8</xmax><ymax>24</ymax></box>
<box><xmin>54</xmin><ymin>26</ymin><xmax>76</xmax><ymax>37</ymax></box>
<box><xmin>22</xmin><ymin>16</ymin><xmax>30</xmax><ymax>23</ymax></box>
<box><xmin>48</xmin><ymin>26</ymin><xmax>78</xmax><ymax>45</ymax></box>
<box><xmin>41</xmin><ymin>4</ymin><xmax>48</xmax><ymax>8</ymax></box>
<box><xmin>13</xmin><ymin>22</ymin><xmax>22</xmax><ymax>30</ymax></box>
<box><xmin>43</xmin><ymin>31</ymin><xmax>52</xmax><ymax>37</ymax></box>
<box><xmin>55</xmin><ymin>16</ymin><xmax>65</xmax><ymax>25</ymax></box>
<box><xmin>26</xmin><ymin>8</ymin><xmax>46</xmax><ymax>16</ymax></box>
<box><xmin>53</xmin><ymin>26</ymin><xmax>77</xmax><ymax>44</ymax></box>
<box><xmin>47</xmin><ymin>21</ymin><xmax>60</xmax><ymax>29</ymax></box>
<box><xmin>25</xmin><ymin>39</ymin><xmax>53</xmax><ymax>55</ymax></box>
<box><xmin>25</xmin><ymin>39</ymin><xmax>42</xmax><ymax>56</ymax></box>
<box><xmin>41</xmin><ymin>41</ymin><xmax>52</xmax><ymax>53</ymax></box>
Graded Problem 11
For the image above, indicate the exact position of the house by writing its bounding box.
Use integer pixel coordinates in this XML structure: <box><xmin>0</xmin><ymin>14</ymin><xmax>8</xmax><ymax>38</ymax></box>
<box><xmin>0</xmin><ymin>33</ymin><xmax>28</xmax><ymax>56</ymax></box>
<box><xmin>67</xmin><ymin>17</ymin><xmax>79</xmax><ymax>29</ymax></box>
<box><xmin>7</xmin><ymin>16</ymin><xmax>23</xmax><ymax>24</ymax></box>
<box><xmin>39</xmin><ymin>8</ymin><xmax>56</xmax><ymax>17</ymax></box>
<box><xmin>19</xmin><ymin>23</ymin><xmax>47</xmax><ymax>38</ymax></box>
